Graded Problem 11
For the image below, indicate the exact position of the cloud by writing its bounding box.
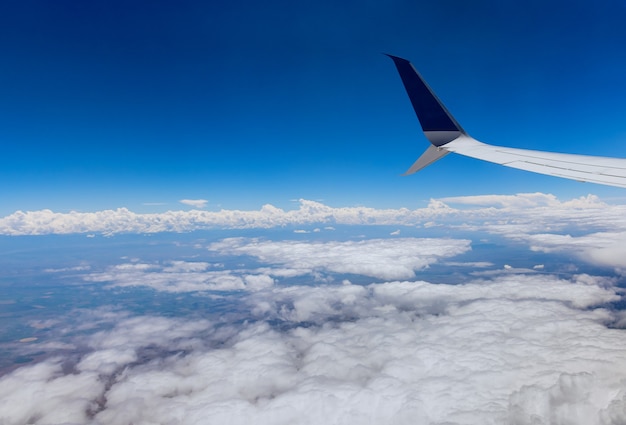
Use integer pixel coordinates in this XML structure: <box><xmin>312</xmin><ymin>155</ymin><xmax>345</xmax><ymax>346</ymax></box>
<box><xmin>179</xmin><ymin>199</ymin><xmax>208</xmax><ymax>209</ymax></box>
<box><xmin>85</xmin><ymin>261</ymin><xmax>257</xmax><ymax>293</ymax></box>
<box><xmin>4</xmin><ymin>192</ymin><xmax>626</xmax><ymax>277</ymax></box>
<box><xmin>438</xmin><ymin>192</ymin><xmax>606</xmax><ymax>209</ymax></box>
<box><xmin>208</xmin><ymin>237</ymin><xmax>471</xmax><ymax>280</ymax></box>
<box><xmin>6</xmin><ymin>192</ymin><xmax>626</xmax><ymax>424</ymax></box>
<box><xmin>1</xmin><ymin>272</ymin><xmax>625</xmax><ymax>424</ymax></box>
<box><xmin>0</xmin><ymin>193</ymin><xmax>617</xmax><ymax>237</ymax></box>
<box><xmin>82</xmin><ymin>237</ymin><xmax>470</xmax><ymax>292</ymax></box>
<box><xmin>524</xmin><ymin>231</ymin><xmax>626</xmax><ymax>271</ymax></box>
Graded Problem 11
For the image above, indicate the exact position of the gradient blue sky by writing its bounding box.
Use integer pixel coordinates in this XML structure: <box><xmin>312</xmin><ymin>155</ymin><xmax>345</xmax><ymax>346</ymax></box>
<box><xmin>2</xmin><ymin>0</ymin><xmax>626</xmax><ymax>215</ymax></box>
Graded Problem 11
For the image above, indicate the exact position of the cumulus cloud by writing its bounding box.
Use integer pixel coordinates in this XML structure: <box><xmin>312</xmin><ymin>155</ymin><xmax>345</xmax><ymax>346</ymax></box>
<box><xmin>3</xmin><ymin>192</ymin><xmax>626</xmax><ymax>275</ymax></box>
<box><xmin>179</xmin><ymin>199</ymin><xmax>208</xmax><ymax>209</ymax></box>
<box><xmin>524</xmin><ymin>231</ymin><xmax>626</xmax><ymax>272</ymax></box>
<box><xmin>82</xmin><ymin>237</ymin><xmax>470</xmax><ymax>291</ymax></box>
<box><xmin>0</xmin><ymin>200</ymin><xmax>438</xmax><ymax>235</ymax></box>
<box><xmin>0</xmin><ymin>193</ymin><xmax>619</xmax><ymax>238</ymax></box>
<box><xmin>1</xmin><ymin>272</ymin><xmax>625</xmax><ymax>424</ymax></box>
<box><xmin>208</xmin><ymin>237</ymin><xmax>471</xmax><ymax>280</ymax></box>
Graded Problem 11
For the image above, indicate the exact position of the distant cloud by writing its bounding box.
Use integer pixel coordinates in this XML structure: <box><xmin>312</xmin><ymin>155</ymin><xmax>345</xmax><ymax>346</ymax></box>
<box><xmin>0</xmin><ymin>193</ymin><xmax>611</xmax><ymax>236</ymax></box>
<box><xmin>439</xmin><ymin>192</ymin><xmax>605</xmax><ymax>209</ymax></box>
<box><xmin>2</xmin><ymin>193</ymin><xmax>626</xmax><ymax>274</ymax></box>
<box><xmin>179</xmin><ymin>199</ymin><xmax>208</xmax><ymax>209</ymax></box>
<box><xmin>44</xmin><ymin>265</ymin><xmax>91</xmax><ymax>273</ymax></box>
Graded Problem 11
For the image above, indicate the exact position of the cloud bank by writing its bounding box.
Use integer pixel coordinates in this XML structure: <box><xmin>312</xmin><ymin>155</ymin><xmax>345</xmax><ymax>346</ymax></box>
<box><xmin>4</xmin><ymin>192</ymin><xmax>626</xmax><ymax>273</ymax></box>
<box><xmin>0</xmin><ymin>193</ymin><xmax>616</xmax><ymax>236</ymax></box>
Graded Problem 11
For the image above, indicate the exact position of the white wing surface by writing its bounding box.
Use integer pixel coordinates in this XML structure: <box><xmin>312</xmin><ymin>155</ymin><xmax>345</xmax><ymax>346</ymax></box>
<box><xmin>387</xmin><ymin>55</ymin><xmax>626</xmax><ymax>189</ymax></box>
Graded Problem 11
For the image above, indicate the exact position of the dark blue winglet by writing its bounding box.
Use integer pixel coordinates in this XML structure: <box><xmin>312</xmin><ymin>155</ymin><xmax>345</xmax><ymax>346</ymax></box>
<box><xmin>386</xmin><ymin>54</ymin><xmax>465</xmax><ymax>146</ymax></box>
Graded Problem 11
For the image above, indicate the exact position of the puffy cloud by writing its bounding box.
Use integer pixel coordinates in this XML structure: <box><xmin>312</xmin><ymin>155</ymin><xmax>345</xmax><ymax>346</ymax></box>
<box><xmin>179</xmin><ymin>199</ymin><xmax>208</xmax><ymax>209</ymax></box>
<box><xmin>208</xmin><ymin>237</ymin><xmax>471</xmax><ymax>280</ymax></box>
<box><xmin>0</xmin><ymin>360</ymin><xmax>105</xmax><ymax>424</ymax></box>
<box><xmin>1</xmin><ymin>272</ymin><xmax>625</xmax><ymax>424</ymax></box>
<box><xmin>524</xmin><ymin>231</ymin><xmax>626</xmax><ymax>271</ymax></box>
<box><xmin>0</xmin><ymin>200</ymin><xmax>440</xmax><ymax>235</ymax></box>
<box><xmin>83</xmin><ymin>238</ymin><xmax>470</xmax><ymax>291</ymax></box>
<box><xmin>0</xmin><ymin>193</ymin><xmax>613</xmax><ymax>236</ymax></box>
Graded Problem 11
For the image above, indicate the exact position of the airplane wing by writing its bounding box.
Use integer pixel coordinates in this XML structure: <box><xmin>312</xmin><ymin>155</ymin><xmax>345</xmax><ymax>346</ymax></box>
<box><xmin>386</xmin><ymin>54</ymin><xmax>626</xmax><ymax>189</ymax></box>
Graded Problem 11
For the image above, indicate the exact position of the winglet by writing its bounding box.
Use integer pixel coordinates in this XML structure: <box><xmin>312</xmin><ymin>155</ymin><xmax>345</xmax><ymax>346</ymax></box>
<box><xmin>386</xmin><ymin>54</ymin><xmax>465</xmax><ymax>147</ymax></box>
<box><xmin>403</xmin><ymin>144</ymin><xmax>450</xmax><ymax>175</ymax></box>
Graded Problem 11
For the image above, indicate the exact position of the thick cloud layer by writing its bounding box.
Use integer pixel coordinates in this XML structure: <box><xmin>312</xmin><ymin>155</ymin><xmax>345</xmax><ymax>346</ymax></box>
<box><xmin>1</xmin><ymin>272</ymin><xmax>625</xmax><ymax>425</ymax></box>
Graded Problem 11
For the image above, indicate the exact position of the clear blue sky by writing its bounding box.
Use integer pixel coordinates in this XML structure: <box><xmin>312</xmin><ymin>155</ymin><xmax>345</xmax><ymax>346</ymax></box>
<box><xmin>2</xmin><ymin>0</ymin><xmax>626</xmax><ymax>214</ymax></box>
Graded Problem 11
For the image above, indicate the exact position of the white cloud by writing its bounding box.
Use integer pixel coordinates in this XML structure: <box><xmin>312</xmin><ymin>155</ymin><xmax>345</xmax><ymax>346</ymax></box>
<box><xmin>179</xmin><ymin>199</ymin><xmax>208</xmax><ymax>209</ymax></box>
<box><xmin>85</xmin><ymin>261</ymin><xmax>252</xmax><ymax>293</ymax></box>
<box><xmin>44</xmin><ymin>265</ymin><xmax>91</xmax><ymax>273</ymax></box>
<box><xmin>208</xmin><ymin>237</ymin><xmax>471</xmax><ymax>280</ymax></box>
<box><xmin>438</xmin><ymin>192</ymin><xmax>607</xmax><ymax>209</ymax></box>
<box><xmin>1</xmin><ymin>273</ymin><xmax>625</xmax><ymax>424</ymax></box>
<box><xmin>0</xmin><ymin>194</ymin><xmax>620</xmax><ymax>238</ymax></box>
<box><xmin>525</xmin><ymin>231</ymin><xmax>626</xmax><ymax>271</ymax></box>
<box><xmin>6</xmin><ymin>192</ymin><xmax>626</xmax><ymax>424</ymax></box>
<box><xmin>82</xmin><ymin>237</ymin><xmax>470</xmax><ymax>292</ymax></box>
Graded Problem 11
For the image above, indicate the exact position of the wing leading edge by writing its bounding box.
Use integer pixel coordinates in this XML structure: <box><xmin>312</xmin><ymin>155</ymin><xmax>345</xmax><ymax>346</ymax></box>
<box><xmin>386</xmin><ymin>54</ymin><xmax>626</xmax><ymax>189</ymax></box>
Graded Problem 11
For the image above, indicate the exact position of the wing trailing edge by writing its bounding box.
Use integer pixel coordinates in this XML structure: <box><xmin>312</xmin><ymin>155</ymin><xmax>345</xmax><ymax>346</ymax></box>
<box><xmin>386</xmin><ymin>54</ymin><xmax>626</xmax><ymax>188</ymax></box>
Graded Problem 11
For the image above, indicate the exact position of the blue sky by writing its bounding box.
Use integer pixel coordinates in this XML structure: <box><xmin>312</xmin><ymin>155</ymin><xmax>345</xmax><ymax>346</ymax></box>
<box><xmin>2</xmin><ymin>0</ymin><xmax>626</xmax><ymax>215</ymax></box>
